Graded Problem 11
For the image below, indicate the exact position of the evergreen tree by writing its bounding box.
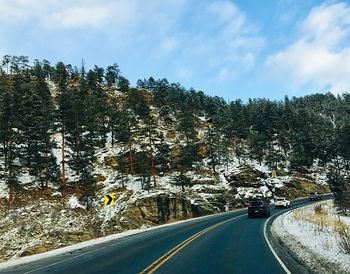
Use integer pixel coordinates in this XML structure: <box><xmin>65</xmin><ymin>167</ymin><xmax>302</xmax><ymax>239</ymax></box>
<box><xmin>178</xmin><ymin>99</ymin><xmax>197</xmax><ymax>144</ymax></box>
<box><xmin>118</xmin><ymin>76</ymin><xmax>130</xmax><ymax>93</ymax></box>
<box><xmin>134</xmin><ymin>151</ymin><xmax>152</xmax><ymax>190</ymax></box>
<box><xmin>0</xmin><ymin>73</ymin><xmax>20</xmax><ymax>201</ymax></box>
<box><xmin>105</xmin><ymin>63</ymin><xmax>120</xmax><ymax>86</ymax></box>
<box><xmin>172</xmin><ymin>173</ymin><xmax>193</xmax><ymax>192</ymax></box>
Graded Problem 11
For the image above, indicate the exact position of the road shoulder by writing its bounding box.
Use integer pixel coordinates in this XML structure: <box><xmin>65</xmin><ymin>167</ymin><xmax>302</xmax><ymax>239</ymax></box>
<box><xmin>267</xmin><ymin>203</ymin><xmax>348</xmax><ymax>274</ymax></box>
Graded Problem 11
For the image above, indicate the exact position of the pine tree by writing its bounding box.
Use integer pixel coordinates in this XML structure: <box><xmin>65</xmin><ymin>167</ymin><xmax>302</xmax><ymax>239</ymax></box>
<box><xmin>57</xmin><ymin>63</ymin><xmax>70</xmax><ymax>194</ymax></box>
<box><xmin>178</xmin><ymin>99</ymin><xmax>197</xmax><ymax>144</ymax></box>
<box><xmin>1</xmin><ymin>55</ymin><xmax>12</xmax><ymax>74</ymax></box>
<box><xmin>0</xmin><ymin>73</ymin><xmax>20</xmax><ymax>201</ymax></box>
<box><xmin>106</xmin><ymin>63</ymin><xmax>120</xmax><ymax>86</ymax></box>
<box><xmin>19</xmin><ymin>66</ymin><xmax>58</xmax><ymax>189</ymax></box>
<box><xmin>118</xmin><ymin>76</ymin><xmax>130</xmax><ymax>93</ymax></box>
<box><xmin>172</xmin><ymin>173</ymin><xmax>193</xmax><ymax>192</ymax></box>
<box><xmin>134</xmin><ymin>151</ymin><xmax>151</xmax><ymax>190</ymax></box>
<box><xmin>206</xmin><ymin>123</ymin><xmax>220</xmax><ymax>174</ymax></box>
<box><xmin>63</xmin><ymin>78</ymin><xmax>97</xmax><ymax>196</ymax></box>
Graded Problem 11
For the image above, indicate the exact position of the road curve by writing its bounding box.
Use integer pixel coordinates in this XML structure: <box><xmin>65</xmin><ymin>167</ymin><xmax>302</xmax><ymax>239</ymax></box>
<box><xmin>1</xmin><ymin>197</ymin><xmax>324</xmax><ymax>274</ymax></box>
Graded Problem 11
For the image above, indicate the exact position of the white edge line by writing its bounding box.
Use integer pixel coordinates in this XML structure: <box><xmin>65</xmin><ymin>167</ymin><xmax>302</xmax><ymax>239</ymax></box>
<box><xmin>264</xmin><ymin>198</ymin><xmax>329</xmax><ymax>274</ymax></box>
<box><xmin>23</xmin><ymin>246</ymin><xmax>109</xmax><ymax>274</ymax></box>
<box><xmin>262</xmin><ymin>197</ymin><xmax>331</xmax><ymax>274</ymax></box>
<box><xmin>263</xmin><ymin>213</ymin><xmax>292</xmax><ymax>274</ymax></box>
<box><xmin>263</xmin><ymin>195</ymin><xmax>333</xmax><ymax>274</ymax></box>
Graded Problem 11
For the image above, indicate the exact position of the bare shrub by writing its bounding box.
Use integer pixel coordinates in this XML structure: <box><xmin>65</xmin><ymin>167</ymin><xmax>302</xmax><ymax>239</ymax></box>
<box><xmin>314</xmin><ymin>204</ymin><xmax>324</xmax><ymax>215</ymax></box>
<box><xmin>337</xmin><ymin>225</ymin><xmax>350</xmax><ymax>255</ymax></box>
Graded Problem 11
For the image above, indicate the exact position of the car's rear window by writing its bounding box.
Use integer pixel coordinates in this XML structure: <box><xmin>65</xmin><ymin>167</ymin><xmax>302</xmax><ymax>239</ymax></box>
<box><xmin>309</xmin><ymin>192</ymin><xmax>315</xmax><ymax>195</ymax></box>
<box><xmin>276</xmin><ymin>198</ymin><xmax>284</xmax><ymax>201</ymax></box>
<box><xmin>250</xmin><ymin>201</ymin><xmax>263</xmax><ymax>206</ymax></box>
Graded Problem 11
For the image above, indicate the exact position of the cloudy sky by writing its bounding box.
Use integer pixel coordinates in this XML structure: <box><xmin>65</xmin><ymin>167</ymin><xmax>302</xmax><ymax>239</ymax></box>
<box><xmin>1</xmin><ymin>0</ymin><xmax>350</xmax><ymax>100</ymax></box>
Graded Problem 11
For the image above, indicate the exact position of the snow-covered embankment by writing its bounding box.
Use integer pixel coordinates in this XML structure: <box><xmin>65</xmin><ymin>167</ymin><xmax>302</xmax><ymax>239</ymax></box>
<box><xmin>272</xmin><ymin>201</ymin><xmax>350</xmax><ymax>273</ymax></box>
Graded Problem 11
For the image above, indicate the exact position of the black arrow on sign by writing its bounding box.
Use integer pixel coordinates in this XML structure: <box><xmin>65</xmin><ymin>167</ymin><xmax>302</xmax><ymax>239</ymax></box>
<box><xmin>106</xmin><ymin>194</ymin><xmax>114</xmax><ymax>205</ymax></box>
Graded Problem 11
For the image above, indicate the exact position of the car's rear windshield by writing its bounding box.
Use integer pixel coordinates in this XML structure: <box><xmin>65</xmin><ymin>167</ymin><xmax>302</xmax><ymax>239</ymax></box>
<box><xmin>309</xmin><ymin>192</ymin><xmax>316</xmax><ymax>195</ymax></box>
<box><xmin>276</xmin><ymin>198</ymin><xmax>285</xmax><ymax>201</ymax></box>
<box><xmin>250</xmin><ymin>201</ymin><xmax>263</xmax><ymax>206</ymax></box>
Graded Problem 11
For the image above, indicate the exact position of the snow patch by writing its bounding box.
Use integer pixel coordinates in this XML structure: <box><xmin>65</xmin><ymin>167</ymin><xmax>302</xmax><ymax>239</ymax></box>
<box><xmin>0</xmin><ymin>182</ymin><xmax>7</xmax><ymax>199</ymax></box>
<box><xmin>67</xmin><ymin>195</ymin><xmax>86</xmax><ymax>210</ymax></box>
<box><xmin>273</xmin><ymin>201</ymin><xmax>350</xmax><ymax>273</ymax></box>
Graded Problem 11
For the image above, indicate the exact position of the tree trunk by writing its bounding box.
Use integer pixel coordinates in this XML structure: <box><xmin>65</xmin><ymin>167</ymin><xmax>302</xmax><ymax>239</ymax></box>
<box><xmin>8</xmin><ymin>160</ymin><xmax>13</xmax><ymax>202</ymax></box>
<box><xmin>211</xmin><ymin>155</ymin><xmax>216</xmax><ymax>175</ymax></box>
<box><xmin>61</xmin><ymin>130</ymin><xmax>65</xmax><ymax>197</ymax></box>
<box><xmin>7</xmin><ymin>138</ymin><xmax>14</xmax><ymax>202</ymax></box>
<box><xmin>76</xmin><ymin>134</ymin><xmax>81</xmax><ymax>192</ymax></box>
<box><xmin>38</xmin><ymin>166</ymin><xmax>43</xmax><ymax>189</ymax></box>
<box><xmin>149</xmin><ymin>138</ymin><xmax>157</xmax><ymax>187</ymax></box>
<box><xmin>111</xmin><ymin>130</ymin><xmax>114</xmax><ymax>147</ymax></box>
<box><xmin>129</xmin><ymin>139</ymin><xmax>134</xmax><ymax>174</ymax></box>
<box><xmin>151</xmin><ymin>157</ymin><xmax>157</xmax><ymax>187</ymax></box>
<box><xmin>3</xmin><ymin>141</ymin><xmax>7</xmax><ymax>171</ymax></box>
<box><xmin>8</xmin><ymin>184</ymin><xmax>13</xmax><ymax>202</ymax></box>
<box><xmin>45</xmin><ymin>151</ymin><xmax>49</xmax><ymax>188</ymax></box>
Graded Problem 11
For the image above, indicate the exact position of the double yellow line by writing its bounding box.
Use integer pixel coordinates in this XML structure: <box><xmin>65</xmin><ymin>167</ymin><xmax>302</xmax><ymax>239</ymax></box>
<box><xmin>140</xmin><ymin>214</ymin><xmax>244</xmax><ymax>274</ymax></box>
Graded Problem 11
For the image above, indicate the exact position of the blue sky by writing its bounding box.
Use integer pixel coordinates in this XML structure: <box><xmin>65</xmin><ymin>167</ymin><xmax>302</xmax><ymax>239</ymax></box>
<box><xmin>1</xmin><ymin>0</ymin><xmax>350</xmax><ymax>101</ymax></box>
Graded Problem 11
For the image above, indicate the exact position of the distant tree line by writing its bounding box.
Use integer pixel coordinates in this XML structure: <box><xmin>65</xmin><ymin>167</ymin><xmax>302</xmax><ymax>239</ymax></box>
<box><xmin>0</xmin><ymin>55</ymin><xmax>349</xmax><ymax>210</ymax></box>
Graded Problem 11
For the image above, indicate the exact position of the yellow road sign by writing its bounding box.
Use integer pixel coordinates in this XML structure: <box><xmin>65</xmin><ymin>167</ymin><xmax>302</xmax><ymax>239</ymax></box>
<box><xmin>104</xmin><ymin>194</ymin><xmax>115</xmax><ymax>205</ymax></box>
<box><xmin>271</xmin><ymin>170</ymin><xmax>277</xmax><ymax>178</ymax></box>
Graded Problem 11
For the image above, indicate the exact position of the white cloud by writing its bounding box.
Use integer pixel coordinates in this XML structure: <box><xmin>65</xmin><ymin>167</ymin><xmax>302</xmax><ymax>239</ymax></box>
<box><xmin>207</xmin><ymin>1</ymin><xmax>240</xmax><ymax>23</ymax></box>
<box><xmin>0</xmin><ymin>0</ymin><xmax>188</xmax><ymax>58</ymax></box>
<box><xmin>157</xmin><ymin>36</ymin><xmax>179</xmax><ymax>54</ymax></box>
<box><xmin>177</xmin><ymin>67</ymin><xmax>192</xmax><ymax>80</ymax></box>
<box><xmin>0</xmin><ymin>0</ymin><xmax>262</xmax><ymax>88</ymax></box>
<box><xmin>0</xmin><ymin>0</ymin><xmax>186</xmax><ymax>31</ymax></box>
<box><xmin>217</xmin><ymin>67</ymin><xmax>237</xmax><ymax>82</ymax></box>
<box><xmin>266</xmin><ymin>2</ymin><xmax>350</xmax><ymax>94</ymax></box>
<box><xmin>176</xmin><ymin>0</ymin><xmax>264</xmax><ymax>82</ymax></box>
<box><xmin>42</xmin><ymin>5</ymin><xmax>110</xmax><ymax>29</ymax></box>
<box><xmin>300</xmin><ymin>2</ymin><xmax>350</xmax><ymax>46</ymax></box>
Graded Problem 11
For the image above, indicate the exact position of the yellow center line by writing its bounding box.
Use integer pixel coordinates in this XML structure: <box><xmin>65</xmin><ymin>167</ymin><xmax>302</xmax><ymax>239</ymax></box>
<box><xmin>140</xmin><ymin>214</ymin><xmax>245</xmax><ymax>274</ymax></box>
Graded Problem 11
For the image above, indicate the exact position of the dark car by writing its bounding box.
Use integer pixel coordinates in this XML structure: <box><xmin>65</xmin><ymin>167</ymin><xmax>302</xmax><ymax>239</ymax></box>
<box><xmin>248</xmin><ymin>199</ymin><xmax>270</xmax><ymax>218</ymax></box>
<box><xmin>309</xmin><ymin>192</ymin><xmax>322</xmax><ymax>201</ymax></box>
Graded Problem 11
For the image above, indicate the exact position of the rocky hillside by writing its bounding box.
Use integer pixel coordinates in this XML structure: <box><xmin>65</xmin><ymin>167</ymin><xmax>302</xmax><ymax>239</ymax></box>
<box><xmin>0</xmin><ymin>155</ymin><xmax>330</xmax><ymax>263</ymax></box>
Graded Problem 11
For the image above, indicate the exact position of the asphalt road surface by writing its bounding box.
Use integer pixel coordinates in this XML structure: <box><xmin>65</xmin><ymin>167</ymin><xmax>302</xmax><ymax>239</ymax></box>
<box><xmin>1</xmin><ymin>197</ymin><xmax>326</xmax><ymax>274</ymax></box>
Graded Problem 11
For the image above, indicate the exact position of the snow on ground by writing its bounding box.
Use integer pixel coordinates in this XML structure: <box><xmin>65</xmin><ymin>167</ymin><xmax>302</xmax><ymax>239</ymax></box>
<box><xmin>273</xmin><ymin>201</ymin><xmax>350</xmax><ymax>273</ymax></box>
<box><xmin>309</xmin><ymin>159</ymin><xmax>330</xmax><ymax>185</ymax></box>
<box><xmin>259</xmin><ymin>185</ymin><xmax>272</xmax><ymax>197</ymax></box>
<box><xmin>156</xmin><ymin>175</ymin><xmax>179</xmax><ymax>192</ymax></box>
<box><xmin>236</xmin><ymin>187</ymin><xmax>258</xmax><ymax>199</ymax></box>
<box><xmin>98</xmin><ymin>191</ymin><xmax>130</xmax><ymax>228</ymax></box>
<box><xmin>249</xmin><ymin>159</ymin><xmax>271</xmax><ymax>174</ymax></box>
<box><xmin>218</xmin><ymin>173</ymin><xmax>230</xmax><ymax>188</ymax></box>
<box><xmin>51</xmin><ymin>133</ymin><xmax>79</xmax><ymax>183</ymax></box>
<box><xmin>0</xmin><ymin>182</ymin><xmax>7</xmax><ymax>199</ymax></box>
<box><xmin>264</xmin><ymin>177</ymin><xmax>285</xmax><ymax>189</ymax></box>
<box><xmin>0</xmin><ymin>157</ymin><xmax>7</xmax><ymax>197</ymax></box>
<box><xmin>68</xmin><ymin>195</ymin><xmax>86</xmax><ymax>210</ymax></box>
<box><xmin>17</xmin><ymin>171</ymin><xmax>36</xmax><ymax>186</ymax></box>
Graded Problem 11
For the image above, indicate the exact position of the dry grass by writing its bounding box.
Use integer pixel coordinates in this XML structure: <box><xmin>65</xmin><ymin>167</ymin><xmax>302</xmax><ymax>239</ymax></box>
<box><xmin>313</xmin><ymin>204</ymin><xmax>324</xmax><ymax>215</ymax></box>
<box><xmin>337</xmin><ymin>225</ymin><xmax>350</xmax><ymax>254</ymax></box>
<box><xmin>291</xmin><ymin>201</ymin><xmax>350</xmax><ymax>254</ymax></box>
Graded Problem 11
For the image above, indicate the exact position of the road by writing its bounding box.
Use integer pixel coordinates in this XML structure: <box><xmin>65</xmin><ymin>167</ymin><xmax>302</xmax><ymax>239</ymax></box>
<box><xmin>1</xmin><ymin>197</ymin><xmax>325</xmax><ymax>274</ymax></box>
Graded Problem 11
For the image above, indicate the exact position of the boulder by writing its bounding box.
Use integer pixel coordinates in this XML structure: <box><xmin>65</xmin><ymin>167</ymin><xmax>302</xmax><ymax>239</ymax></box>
<box><xmin>104</xmin><ymin>156</ymin><xmax>118</xmax><ymax>167</ymax></box>
<box><xmin>20</xmin><ymin>245</ymin><xmax>49</xmax><ymax>257</ymax></box>
<box><xmin>225</xmin><ymin>164</ymin><xmax>268</xmax><ymax>187</ymax></box>
<box><xmin>117</xmin><ymin>192</ymin><xmax>221</xmax><ymax>230</ymax></box>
